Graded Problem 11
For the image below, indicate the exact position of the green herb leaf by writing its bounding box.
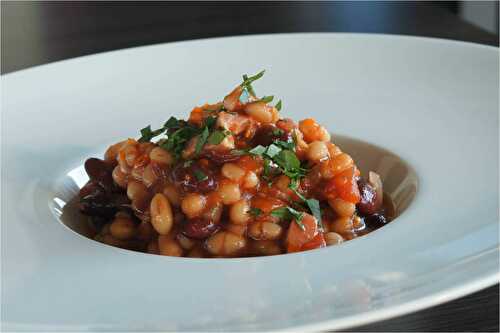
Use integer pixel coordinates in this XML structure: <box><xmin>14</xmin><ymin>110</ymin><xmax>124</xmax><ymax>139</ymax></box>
<box><xmin>138</xmin><ymin>122</ymin><xmax>171</xmax><ymax>142</ymax></box>
<box><xmin>273</xmin><ymin>150</ymin><xmax>301</xmax><ymax>172</ymax></box>
<box><xmin>248</xmin><ymin>145</ymin><xmax>266</xmax><ymax>155</ymax></box>
<box><xmin>270</xmin><ymin>207</ymin><xmax>289</xmax><ymax>220</ymax></box>
<box><xmin>239</xmin><ymin>87</ymin><xmax>251</xmax><ymax>104</ymax></box>
<box><xmin>305</xmin><ymin>198</ymin><xmax>323</xmax><ymax>231</ymax></box>
<box><xmin>164</xmin><ymin>117</ymin><xmax>182</xmax><ymax>129</ymax></box>
<box><xmin>289</xmin><ymin>180</ymin><xmax>307</xmax><ymax>202</ymax></box>
<box><xmin>249</xmin><ymin>208</ymin><xmax>262</xmax><ymax>217</ymax></box>
<box><xmin>272</xmin><ymin>128</ymin><xmax>285</xmax><ymax>137</ymax></box>
<box><xmin>231</xmin><ymin>149</ymin><xmax>248</xmax><ymax>156</ymax></box>
<box><xmin>275</xmin><ymin>100</ymin><xmax>282</xmax><ymax>111</ymax></box>
<box><xmin>203</xmin><ymin>116</ymin><xmax>217</xmax><ymax>129</ymax></box>
<box><xmin>195</xmin><ymin>127</ymin><xmax>209</xmax><ymax>156</ymax></box>
<box><xmin>288</xmin><ymin>180</ymin><xmax>324</xmax><ymax>231</ymax></box>
<box><xmin>265</xmin><ymin>143</ymin><xmax>282</xmax><ymax>158</ymax></box>
<box><xmin>241</xmin><ymin>70</ymin><xmax>265</xmax><ymax>97</ymax></box>
<box><xmin>193</xmin><ymin>169</ymin><xmax>208</xmax><ymax>182</ymax></box>
<box><xmin>183</xmin><ymin>160</ymin><xmax>193</xmax><ymax>168</ymax></box>
<box><xmin>274</xmin><ymin>139</ymin><xmax>295</xmax><ymax>151</ymax></box>
<box><xmin>260</xmin><ymin>95</ymin><xmax>274</xmax><ymax>103</ymax></box>
<box><xmin>262</xmin><ymin>158</ymin><xmax>274</xmax><ymax>180</ymax></box>
<box><xmin>138</xmin><ymin>125</ymin><xmax>155</xmax><ymax>142</ymax></box>
<box><xmin>270</xmin><ymin>206</ymin><xmax>305</xmax><ymax>230</ymax></box>
<box><xmin>159</xmin><ymin>126</ymin><xmax>199</xmax><ymax>159</ymax></box>
<box><xmin>207</xmin><ymin>130</ymin><xmax>227</xmax><ymax>145</ymax></box>
<box><xmin>241</xmin><ymin>70</ymin><xmax>265</xmax><ymax>88</ymax></box>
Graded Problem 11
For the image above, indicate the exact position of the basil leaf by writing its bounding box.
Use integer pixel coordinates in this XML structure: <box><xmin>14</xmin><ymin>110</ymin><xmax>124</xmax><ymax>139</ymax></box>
<box><xmin>231</xmin><ymin>149</ymin><xmax>248</xmax><ymax>156</ymax></box>
<box><xmin>306</xmin><ymin>198</ymin><xmax>323</xmax><ymax>231</ymax></box>
<box><xmin>272</xmin><ymin>128</ymin><xmax>284</xmax><ymax>137</ymax></box>
<box><xmin>138</xmin><ymin>125</ymin><xmax>155</xmax><ymax>142</ymax></box>
<box><xmin>241</xmin><ymin>70</ymin><xmax>265</xmax><ymax>97</ymax></box>
<box><xmin>270</xmin><ymin>206</ymin><xmax>305</xmax><ymax>230</ymax></box>
<box><xmin>139</xmin><ymin>124</ymin><xmax>169</xmax><ymax>142</ymax></box>
<box><xmin>265</xmin><ymin>143</ymin><xmax>282</xmax><ymax>158</ymax></box>
<box><xmin>249</xmin><ymin>145</ymin><xmax>266</xmax><ymax>155</ymax></box>
<box><xmin>239</xmin><ymin>87</ymin><xmax>251</xmax><ymax>104</ymax></box>
<box><xmin>193</xmin><ymin>169</ymin><xmax>208</xmax><ymax>181</ymax></box>
<box><xmin>160</xmin><ymin>126</ymin><xmax>199</xmax><ymax>158</ymax></box>
<box><xmin>203</xmin><ymin>116</ymin><xmax>217</xmax><ymax>129</ymax></box>
<box><xmin>195</xmin><ymin>127</ymin><xmax>209</xmax><ymax>156</ymax></box>
<box><xmin>241</xmin><ymin>70</ymin><xmax>265</xmax><ymax>88</ymax></box>
<box><xmin>164</xmin><ymin>116</ymin><xmax>181</xmax><ymax>129</ymax></box>
<box><xmin>262</xmin><ymin>158</ymin><xmax>273</xmax><ymax>179</ymax></box>
<box><xmin>287</xmin><ymin>207</ymin><xmax>305</xmax><ymax>223</ymax></box>
<box><xmin>207</xmin><ymin>130</ymin><xmax>227</xmax><ymax>145</ymax></box>
<box><xmin>275</xmin><ymin>100</ymin><xmax>282</xmax><ymax>111</ymax></box>
<box><xmin>274</xmin><ymin>139</ymin><xmax>295</xmax><ymax>151</ymax></box>
<box><xmin>270</xmin><ymin>207</ymin><xmax>289</xmax><ymax>220</ymax></box>
<box><xmin>289</xmin><ymin>180</ymin><xmax>307</xmax><ymax>202</ymax></box>
<box><xmin>274</xmin><ymin>150</ymin><xmax>300</xmax><ymax>171</ymax></box>
<box><xmin>260</xmin><ymin>95</ymin><xmax>274</xmax><ymax>103</ymax></box>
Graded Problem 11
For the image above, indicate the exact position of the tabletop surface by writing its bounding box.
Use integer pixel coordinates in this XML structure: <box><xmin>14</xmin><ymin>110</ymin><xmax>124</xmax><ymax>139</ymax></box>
<box><xmin>1</xmin><ymin>1</ymin><xmax>499</xmax><ymax>331</ymax></box>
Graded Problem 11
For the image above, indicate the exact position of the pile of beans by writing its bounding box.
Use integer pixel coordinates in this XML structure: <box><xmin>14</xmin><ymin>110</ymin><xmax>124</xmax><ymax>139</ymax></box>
<box><xmin>78</xmin><ymin>77</ymin><xmax>392</xmax><ymax>258</ymax></box>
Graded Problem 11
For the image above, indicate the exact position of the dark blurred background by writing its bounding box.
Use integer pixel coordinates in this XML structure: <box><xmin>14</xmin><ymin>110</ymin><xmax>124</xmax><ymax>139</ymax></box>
<box><xmin>1</xmin><ymin>1</ymin><xmax>499</xmax><ymax>74</ymax></box>
<box><xmin>1</xmin><ymin>1</ymin><xmax>498</xmax><ymax>332</ymax></box>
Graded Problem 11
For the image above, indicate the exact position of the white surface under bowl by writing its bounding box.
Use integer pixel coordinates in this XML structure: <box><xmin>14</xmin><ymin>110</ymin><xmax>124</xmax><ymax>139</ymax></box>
<box><xmin>1</xmin><ymin>33</ymin><xmax>498</xmax><ymax>331</ymax></box>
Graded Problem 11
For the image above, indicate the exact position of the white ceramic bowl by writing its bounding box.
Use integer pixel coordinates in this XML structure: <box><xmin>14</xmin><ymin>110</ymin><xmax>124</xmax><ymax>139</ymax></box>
<box><xmin>2</xmin><ymin>33</ymin><xmax>498</xmax><ymax>331</ymax></box>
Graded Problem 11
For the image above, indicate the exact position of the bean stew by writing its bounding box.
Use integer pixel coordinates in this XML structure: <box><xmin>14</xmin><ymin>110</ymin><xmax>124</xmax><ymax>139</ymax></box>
<box><xmin>78</xmin><ymin>71</ymin><xmax>394</xmax><ymax>257</ymax></box>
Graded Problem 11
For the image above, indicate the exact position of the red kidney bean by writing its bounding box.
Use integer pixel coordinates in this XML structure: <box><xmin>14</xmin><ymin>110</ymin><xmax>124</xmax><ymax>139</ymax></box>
<box><xmin>79</xmin><ymin>180</ymin><xmax>104</xmax><ymax>199</ymax></box>
<box><xmin>364</xmin><ymin>214</ymin><xmax>388</xmax><ymax>229</ymax></box>
<box><xmin>79</xmin><ymin>180</ymin><xmax>133</xmax><ymax>219</ymax></box>
<box><xmin>200</xmin><ymin>149</ymin><xmax>241</xmax><ymax>164</ymax></box>
<box><xmin>251</xmin><ymin>124</ymin><xmax>292</xmax><ymax>147</ymax></box>
<box><xmin>356</xmin><ymin>178</ymin><xmax>381</xmax><ymax>215</ymax></box>
<box><xmin>79</xmin><ymin>191</ymin><xmax>116</xmax><ymax>218</ymax></box>
<box><xmin>171</xmin><ymin>163</ymin><xmax>217</xmax><ymax>193</ymax></box>
<box><xmin>84</xmin><ymin>158</ymin><xmax>113</xmax><ymax>189</ymax></box>
<box><xmin>182</xmin><ymin>218</ymin><xmax>220</xmax><ymax>239</ymax></box>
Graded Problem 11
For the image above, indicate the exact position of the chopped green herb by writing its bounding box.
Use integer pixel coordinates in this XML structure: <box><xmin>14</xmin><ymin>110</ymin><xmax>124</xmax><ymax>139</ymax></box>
<box><xmin>203</xmin><ymin>116</ymin><xmax>217</xmax><ymax>129</ymax></box>
<box><xmin>270</xmin><ymin>207</ymin><xmax>288</xmax><ymax>220</ymax></box>
<box><xmin>274</xmin><ymin>139</ymin><xmax>295</xmax><ymax>151</ymax></box>
<box><xmin>138</xmin><ymin>125</ymin><xmax>165</xmax><ymax>142</ymax></box>
<box><xmin>164</xmin><ymin>116</ymin><xmax>182</xmax><ymax>129</ymax></box>
<box><xmin>183</xmin><ymin>160</ymin><xmax>193</xmax><ymax>168</ymax></box>
<box><xmin>271</xmin><ymin>206</ymin><xmax>305</xmax><ymax>230</ymax></box>
<box><xmin>248</xmin><ymin>145</ymin><xmax>266</xmax><ymax>155</ymax></box>
<box><xmin>273</xmin><ymin>150</ymin><xmax>301</xmax><ymax>174</ymax></box>
<box><xmin>241</xmin><ymin>70</ymin><xmax>265</xmax><ymax>88</ymax></box>
<box><xmin>241</xmin><ymin>70</ymin><xmax>265</xmax><ymax>97</ymax></box>
<box><xmin>289</xmin><ymin>179</ymin><xmax>307</xmax><ymax>201</ymax></box>
<box><xmin>262</xmin><ymin>158</ymin><xmax>273</xmax><ymax>179</ymax></box>
<box><xmin>195</xmin><ymin>127</ymin><xmax>209</xmax><ymax>156</ymax></box>
<box><xmin>306</xmin><ymin>198</ymin><xmax>323</xmax><ymax>231</ymax></box>
<box><xmin>231</xmin><ymin>149</ymin><xmax>248</xmax><ymax>156</ymax></box>
<box><xmin>159</xmin><ymin>126</ymin><xmax>199</xmax><ymax>159</ymax></box>
<box><xmin>288</xmin><ymin>180</ymin><xmax>324</xmax><ymax>231</ymax></box>
<box><xmin>260</xmin><ymin>95</ymin><xmax>274</xmax><ymax>103</ymax></box>
<box><xmin>272</xmin><ymin>128</ymin><xmax>285</xmax><ymax>137</ymax></box>
<box><xmin>239</xmin><ymin>87</ymin><xmax>251</xmax><ymax>104</ymax></box>
<box><xmin>265</xmin><ymin>143</ymin><xmax>282</xmax><ymax>158</ymax></box>
<box><xmin>249</xmin><ymin>207</ymin><xmax>262</xmax><ymax>217</ymax></box>
<box><xmin>207</xmin><ymin>130</ymin><xmax>227</xmax><ymax>145</ymax></box>
<box><xmin>275</xmin><ymin>100</ymin><xmax>282</xmax><ymax>111</ymax></box>
<box><xmin>193</xmin><ymin>169</ymin><xmax>208</xmax><ymax>182</ymax></box>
